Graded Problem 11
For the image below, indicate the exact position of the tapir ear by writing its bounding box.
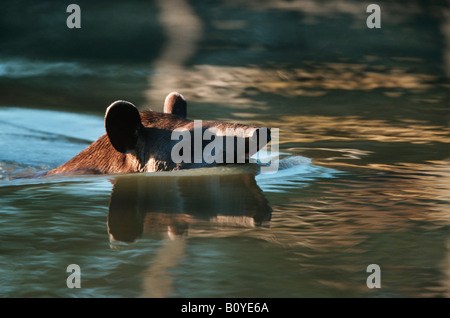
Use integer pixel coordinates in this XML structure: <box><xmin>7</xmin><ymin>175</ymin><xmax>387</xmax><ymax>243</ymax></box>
<box><xmin>163</xmin><ymin>92</ymin><xmax>187</xmax><ymax>118</ymax></box>
<box><xmin>105</xmin><ymin>101</ymin><xmax>143</xmax><ymax>153</ymax></box>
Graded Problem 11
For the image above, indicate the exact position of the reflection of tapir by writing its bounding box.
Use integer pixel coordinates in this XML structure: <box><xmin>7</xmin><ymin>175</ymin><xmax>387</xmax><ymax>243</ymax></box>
<box><xmin>107</xmin><ymin>173</ymin><xmax>272</xmax><ymax>243</ymax></box>
<box><xmin>47</xmin><ymin>92</ymin><xmax>271</xmax><ymax>175</ymax></box>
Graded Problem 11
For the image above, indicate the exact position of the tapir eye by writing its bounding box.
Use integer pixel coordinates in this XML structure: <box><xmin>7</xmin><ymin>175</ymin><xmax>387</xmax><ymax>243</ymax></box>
<box><xmin>105</xmin><ymin>101</ymin><xmax>143</xmax><ymax>153</ymax></box>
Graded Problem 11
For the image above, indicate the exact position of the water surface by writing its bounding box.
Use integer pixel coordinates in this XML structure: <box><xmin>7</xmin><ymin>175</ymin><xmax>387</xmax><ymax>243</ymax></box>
<box><xmin>1</xmin><ymin>0</ymin><xmax>449</xmax><ymax>298</ymax></box>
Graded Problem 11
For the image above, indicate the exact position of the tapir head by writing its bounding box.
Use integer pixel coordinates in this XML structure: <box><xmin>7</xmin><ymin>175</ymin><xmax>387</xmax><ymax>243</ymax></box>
<box><xmin>48</xmin><ymin>92</ymin><xmax>271</xmax><ymax>175</ymax></box>
<box><xmin>105</xmin><ymin>93</ymin><xmax>271</xmax><ymax>172</ymax></box>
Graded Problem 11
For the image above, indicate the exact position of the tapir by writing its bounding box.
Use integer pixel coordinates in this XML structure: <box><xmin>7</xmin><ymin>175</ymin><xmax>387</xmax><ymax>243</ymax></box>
<box><xmin>47</xmin><ymin>92</ymin><xmax>271</xmax><ymax>175</ymax></box>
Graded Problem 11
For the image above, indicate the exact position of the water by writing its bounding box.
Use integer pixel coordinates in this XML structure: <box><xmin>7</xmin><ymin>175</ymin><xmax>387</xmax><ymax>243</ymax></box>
<box><xmin>1</xmin><ymin>0</ymin><xmax>450</xmax><ymax>298</ymax></box>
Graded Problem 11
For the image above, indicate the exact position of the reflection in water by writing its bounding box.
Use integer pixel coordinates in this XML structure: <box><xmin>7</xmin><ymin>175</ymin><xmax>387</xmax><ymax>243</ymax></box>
<box><xmin>107</xmin><ymin>172</ymin><xmax>272</xmax><ymax>244</ymax></box>
<box><xmin>140</xmin><ymin>236</ymin><xmax>187</xmax><ymax>298</ymax></box>
<box><xmin>442</xmin><ymin>6</ymin><xmax>450</xmax><ymax>78</ymax></box>
<box><xmin>146</xmin><ymin>0</ymin><xmax>203</xmax><ymax>106</ymax></box>
<box><xmin>107</xmin><ymin>171</ymin><xmax>272</xmax><ymax>297</ymax></box>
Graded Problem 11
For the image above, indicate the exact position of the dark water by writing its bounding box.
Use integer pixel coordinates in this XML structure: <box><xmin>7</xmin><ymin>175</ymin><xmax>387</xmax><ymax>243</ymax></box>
<box><xmin>1</xmin><ymin>0</ymin><xmax>450</xmax><ymax>297</ymax></box>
